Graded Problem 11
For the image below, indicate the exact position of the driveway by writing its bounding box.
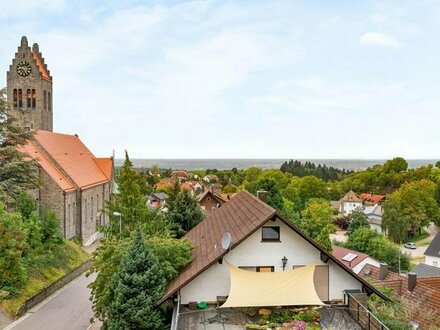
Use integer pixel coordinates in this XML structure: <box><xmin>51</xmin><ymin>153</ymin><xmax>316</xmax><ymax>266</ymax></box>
<box><xmin>5</xmin><ymin>273</ymin><xmax>96</xmax><ymax>330</ymax></box>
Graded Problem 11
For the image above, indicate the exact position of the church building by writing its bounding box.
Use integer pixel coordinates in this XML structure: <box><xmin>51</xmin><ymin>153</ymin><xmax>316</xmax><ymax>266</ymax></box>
<box><xmin>8</xmin><ymin>36</ymin><xmax>113</xmax><ymax>245</ymax></box>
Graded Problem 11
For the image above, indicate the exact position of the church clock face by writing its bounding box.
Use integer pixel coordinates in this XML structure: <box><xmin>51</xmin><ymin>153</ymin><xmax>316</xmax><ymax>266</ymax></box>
<box><xmin>16</xmin><ymin>61</ymin><xmax>32</xmax><ymax>77</ymax></box>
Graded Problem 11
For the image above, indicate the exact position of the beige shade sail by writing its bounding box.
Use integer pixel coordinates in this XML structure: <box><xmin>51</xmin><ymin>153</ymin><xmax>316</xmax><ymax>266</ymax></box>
<box><xmin>220</xmin><ymin>262</ymin><xmax>325</xmax><ymax>308</ymax></box>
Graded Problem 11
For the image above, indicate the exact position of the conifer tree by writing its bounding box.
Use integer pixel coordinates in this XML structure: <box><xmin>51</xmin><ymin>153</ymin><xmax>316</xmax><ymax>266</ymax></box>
<box><xmin>107</xmin><ymin>231</ymin><xmax>166</xmax><ymax>330</ymax></box>
<box><xmin>168</xmin><ymin>189</ymin><xmax>204</xmax><ymax>235</ymax></box>
<box><xmin>0</xmin><ymin>88</ymin><xmax>38</xmax><ymax>207</ymax></box>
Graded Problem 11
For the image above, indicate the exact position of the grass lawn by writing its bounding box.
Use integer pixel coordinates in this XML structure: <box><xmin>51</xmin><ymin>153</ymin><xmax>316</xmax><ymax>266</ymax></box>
<box><xmin>0</xmin><ymin>241</ymin><xmax>90</xmax><ymax>317</ymax></box>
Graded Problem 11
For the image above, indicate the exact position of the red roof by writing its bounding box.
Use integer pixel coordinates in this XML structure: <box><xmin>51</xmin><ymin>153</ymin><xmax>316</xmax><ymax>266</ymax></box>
<box><xmin>19</xmin><ymin>140</ymin><xmax>75</xmax><ymax>192</ymax></box>
<box><xmin>333</xmin><ymin>246</ymin><xmax>369</xmax><ymax>269</ymax></box>
<box><xmin>32</xmin><ymin>53</ymin><xmax>51</xmax><ymax>82</ymax></box>
<box><xmin>22</xmin><ymin>131</ymin><xmax>112</xmax><ymax>191</ymax></box>
<box><xmin>359</xmin><ymin>193</ymin><xmax>385</xmax><ymax>205</ymax></box>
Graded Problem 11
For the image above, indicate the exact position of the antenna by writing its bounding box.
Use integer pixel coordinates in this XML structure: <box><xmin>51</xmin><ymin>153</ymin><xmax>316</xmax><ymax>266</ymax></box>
<box><xmin>364</xmin><ymin>266</ymin><xmax>371</xmax><ymax>275</ymax></box>
<box><xmin>221</xmin><ymin>232</ymin><xmax>232</xmax><ymax>250</ymax></box>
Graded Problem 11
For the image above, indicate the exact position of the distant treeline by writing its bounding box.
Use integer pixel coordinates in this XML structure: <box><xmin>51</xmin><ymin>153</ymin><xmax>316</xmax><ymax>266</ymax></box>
<box><xmin>280</xmin><ymin>160</ymin><xmax>353</xmax><ymax>181</ymax></box>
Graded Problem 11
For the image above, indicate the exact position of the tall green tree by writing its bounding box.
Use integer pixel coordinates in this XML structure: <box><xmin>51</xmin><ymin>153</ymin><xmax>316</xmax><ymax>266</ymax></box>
<box><xmin>168</xmin><ymin>189</ymin><xmax>204</xmax><ymax>235</ymax></box>
<box><xmin>105</xmin><ymin>151</ymin><xmax>150</xmax><ymax>237</ymax></box>
<box><xmin>0</xmin><ymin>88</ymin><xmax>38</xmax><ymax>207</ymax></box>
<box><xmin>249</xmin><ymin>177</ymin><xmax>285</xmax><ymax>212</ymax></box>
<box><xmin>300</xmin><ymin>199</ymin><xmax>334</xmax><ymax>251</ymax></box>
<box><xmin>107</xmin><ymin>231</ymin><xmax>166</xmax><ymax>330</ymax></box>
<box><xmin>382</xmin><ymin>179</ymin><xmax>440</xmax><ymax>242</ymax></box>
<box><xmin>347</xmin><ymin>208</ymin><xmax>369</xmax><ymax>234</ymax></box>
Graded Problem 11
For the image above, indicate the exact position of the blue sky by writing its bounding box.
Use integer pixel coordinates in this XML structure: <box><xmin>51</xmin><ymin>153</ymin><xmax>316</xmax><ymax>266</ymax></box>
<box><xmin>1</xmin><ymin>0</ymin><xmax>440</xmax><ymax>159</ymax></box>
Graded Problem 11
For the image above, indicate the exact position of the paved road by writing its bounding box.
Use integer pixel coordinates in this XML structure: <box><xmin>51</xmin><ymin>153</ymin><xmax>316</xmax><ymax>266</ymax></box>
<box><xmin>7</xmin><ymin>273</ymin><xmax>96</xmax><ymax>330</ymax></box>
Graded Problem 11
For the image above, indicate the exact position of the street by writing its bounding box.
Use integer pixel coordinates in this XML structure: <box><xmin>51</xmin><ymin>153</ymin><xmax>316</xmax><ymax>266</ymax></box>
<box><xmin>6</xmin><ymin>273</ymin><xmax>96</xmax><ymax>330</ymax></box>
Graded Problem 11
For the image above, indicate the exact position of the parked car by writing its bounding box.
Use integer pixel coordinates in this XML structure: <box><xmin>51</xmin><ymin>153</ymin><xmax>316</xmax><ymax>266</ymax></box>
<box><xmin>404</xmin><ymin>242</ymin><xmax>417</xmax><ymax>249</ymax></box>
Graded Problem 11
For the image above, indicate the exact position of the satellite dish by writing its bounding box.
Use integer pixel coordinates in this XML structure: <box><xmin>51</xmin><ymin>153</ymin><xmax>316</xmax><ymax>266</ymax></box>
<box><xmin>364</xmin><ymin>266</ymin><xmax>371</xmax><ymax>275</ymax></box>
<box><xmin>221</xmin><ymin>232</ymin><xmax>232</xmax><ymax>250</ymax></box>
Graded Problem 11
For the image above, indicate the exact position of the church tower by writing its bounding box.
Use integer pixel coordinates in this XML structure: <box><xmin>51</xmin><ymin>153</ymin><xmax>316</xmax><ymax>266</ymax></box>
<box><xmin>7</xmin><ymin>36</ymin><xmax>53</xmax><ymax>131</ymax></box>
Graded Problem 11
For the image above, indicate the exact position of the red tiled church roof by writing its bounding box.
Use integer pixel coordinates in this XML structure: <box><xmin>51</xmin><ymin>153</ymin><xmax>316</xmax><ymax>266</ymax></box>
<box><xmin>21</xmin><ymin>131</ymin><xmax>112</xmax><ymax>191</ymax></box>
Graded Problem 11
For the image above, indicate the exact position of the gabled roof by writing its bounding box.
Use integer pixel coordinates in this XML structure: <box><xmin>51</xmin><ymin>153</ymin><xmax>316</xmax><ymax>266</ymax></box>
<box><xmin>18</xmin><ymin>140</ymin><xmax>76</xmax><ymax>192</ymax></box>
<box><xmin>340</xmin><ymin>190</ymin><xmax>362</xmax><ymax>203</ymax></box>
<box><xmin>425</xmin><ymin>232</ymin><xmax>440</xmax><ymax>258</ymax></box>
<box><xmin>159</xmin><ymin>190</ymin><xmax>388</xmax><ymax>304</ymax></box>
<box><xmin>21</xmin><ymin>131</ymin><xmax>112</xmax><ymax>191</ymax></box>
<box><xmin>197</xmin><ymin>189</ymin><xmax>226</xmax><ymax>204</ymax></box>
<box><xmin>360</xmin><ymin>193</ymin><xmax>385</xmax><ymax>205</ymax></box>
<box><xmin>333</xmin><ymin>246</ymin><xmax>369</xmax><ymax>269</ymax></box>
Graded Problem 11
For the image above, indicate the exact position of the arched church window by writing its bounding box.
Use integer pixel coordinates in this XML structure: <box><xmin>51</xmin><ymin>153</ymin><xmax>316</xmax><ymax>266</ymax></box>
<box><xmin>18</xmin><ymin>89</ymin><xmax>23</xmax><ymax>108</ymax></box>
<box><xmin>13</xmin><ymin>89</ymin><xmax>18</xmax><ymax>108</ymax></box>
<box><xmin>43</xmin><ymin>91</ymin><xmax>47</xmax><ymax>109</ymax></box>
<box><xmin>26</xmin><ymin>89</ymin><xmax>31</xmax><ymax>108</ymax></box>
<box><xmin>31</xmin><ymin>89</ymin><xmax>36</xmax><ymax>108</ymax></box>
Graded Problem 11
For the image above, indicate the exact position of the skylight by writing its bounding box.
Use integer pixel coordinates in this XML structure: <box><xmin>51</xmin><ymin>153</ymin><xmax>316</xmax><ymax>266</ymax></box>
<box><xmin>342</xmin><ymin>253</ymin><xmax>358</xmax><ymax>262</ymax></box>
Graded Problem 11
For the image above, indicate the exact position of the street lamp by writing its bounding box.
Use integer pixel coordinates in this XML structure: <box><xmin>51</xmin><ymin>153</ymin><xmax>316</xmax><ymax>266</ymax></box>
<box><xmin>113</xmin><ymin>211</ymin><xmax>122</xmax><ymax>239</ymax></box>
<box><xmin>281</xmin><ymin>256</ymin><xmax>288</xmax><ymax>271</ymax></box>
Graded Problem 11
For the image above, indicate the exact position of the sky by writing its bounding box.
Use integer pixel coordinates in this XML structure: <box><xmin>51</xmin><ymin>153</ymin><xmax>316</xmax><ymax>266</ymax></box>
<box><xmin>1</xmin><ymin>0</ymin><xmax>440</xmax><ymax>159</ymax></box>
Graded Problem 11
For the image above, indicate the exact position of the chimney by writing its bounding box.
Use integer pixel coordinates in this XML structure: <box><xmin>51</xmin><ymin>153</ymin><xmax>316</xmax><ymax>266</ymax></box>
<box><xmin>408</xmin><ymin>272</ymin><xmax>417</xmax><ymax>292</ymax></box>
<box><xmin>379</xmin><ymin>263</ymin><xmax>388</xmax><ymax>280</ymax></box>
<box><xmin>257</xmin><ymin>190</ymin><xmax>268</xmax><ymax>202</ymax></box>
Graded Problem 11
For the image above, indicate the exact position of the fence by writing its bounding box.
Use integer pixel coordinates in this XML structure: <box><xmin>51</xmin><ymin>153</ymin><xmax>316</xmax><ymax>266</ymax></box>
<box><xmin>16</xmin><ymin>259</ymin><xmax>93</xmax><ymax>317</ymax></box>
<box><xmin>347</xmin><ymin>293</ymin><xmax>390</xmax><ymax>330</ymax></box>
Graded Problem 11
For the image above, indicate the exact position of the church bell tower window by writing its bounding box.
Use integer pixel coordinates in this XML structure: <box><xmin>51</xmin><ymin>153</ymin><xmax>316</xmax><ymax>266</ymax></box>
<box><xmin>13</xmin><ymin>89</ymin><xmax>18</xmax><ymax>108</ymax></box>
<box><xmin>43</xmin><ymin>91</ymin><xmax>47</xmax><ymax>110</ymax></box>
<box><xmin>18</xmin><ymin>89</ymin><xmax>23</xmax><ymax>108</ymax></box>
<box><xmin>31</xmin><ymin>89</ymin><xmax>36</xmax><ymax>108</ymax></box>
<box><xmin>26</xmin><ymin>89</ymin><xmax>31</xmax><ymax>108</ymax></box>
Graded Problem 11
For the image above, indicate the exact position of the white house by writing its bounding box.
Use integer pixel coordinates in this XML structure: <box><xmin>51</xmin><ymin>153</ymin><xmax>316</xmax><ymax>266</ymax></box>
<box><xmin>425</xmin><ymin>232</ymin><xmax>440</xmax><ymax>268</ymax></box>
<box><xmin>333</xmin><ymin>246</ymin><xmax>381</xmax><ymax>274</ymax></box>
<box><xmin>160</xmin><ymin>191</ymin><xmax>386</xmax><ymax>308</ymax></box>
<box><xmin>339</xmin><ymin>190</ymin><xmax>363</xmax><ymax>216</ymax></box>
<box><xmin>363</xmin><ymin>204</ymin><xmax>384</xmax><ymax>233</ymax></box>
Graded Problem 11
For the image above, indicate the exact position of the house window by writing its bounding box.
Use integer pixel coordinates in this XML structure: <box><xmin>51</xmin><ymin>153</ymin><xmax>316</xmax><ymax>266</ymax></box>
<box><xmin>13</xmin><ymin>89</ymin><xmax>18</xmax><ymax>108</ymax></box>
<box><xmin>262</xmin><ymin>226</ymin><xmax>280</xmax><ymax>242</ymax></box>
<box><xmin>31</xmin><ymin>89</ymin><xmax>36</xmax><ymax>108</ymax></box>
<box><xmin>18</xmin><ymin>89</ymin><xmax>23</xmax><ymax>107</ymax></box>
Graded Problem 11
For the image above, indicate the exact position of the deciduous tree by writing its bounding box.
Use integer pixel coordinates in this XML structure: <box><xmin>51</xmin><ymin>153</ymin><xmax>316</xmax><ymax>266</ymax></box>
<box><xmin>300</xmin><ymin>199</ymin><xmax>334</xmax><ymax>251</ymax></box>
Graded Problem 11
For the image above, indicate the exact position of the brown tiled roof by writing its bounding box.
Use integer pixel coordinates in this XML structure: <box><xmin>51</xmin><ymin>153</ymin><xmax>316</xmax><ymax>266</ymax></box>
<box><xmin>359</xmin><ymin>193</ymin><xmax>385</xmax><ymax>205</ymax></box>
<box><xmin>359</xmin><ymin>264</ymin><xmax>440</xmax><ymax>328</ymax></box>
<box><xmin>159</xmin><ymin>191</ymin><xmax>388</xmax><ymax>304</ymax></box>
<box><xmin>333</xmin><ymin>246</ymin><xmax>369</xmax><ymax>269</ymax></box>
<box><xmin>197</xmin><ymin>189</ymin><xmax>226</xmax><ymax>204</ymax></box>
<box><xmin>340</xmin><ymin>190</ymin><xmax>362</xmax><ymax>203</ymax></box>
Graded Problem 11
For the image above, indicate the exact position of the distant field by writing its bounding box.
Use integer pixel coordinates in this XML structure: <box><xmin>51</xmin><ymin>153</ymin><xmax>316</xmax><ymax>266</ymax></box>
<box><xmin>114</xmin><ymin>158</ymin><xmax>438</xmax><ymax>171</ymax></box>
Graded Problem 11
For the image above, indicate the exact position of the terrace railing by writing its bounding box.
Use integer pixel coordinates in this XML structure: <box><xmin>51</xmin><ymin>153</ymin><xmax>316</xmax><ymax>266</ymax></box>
<box><xmin>347</xmin><ymin>293</ymin><xmax>390</xmax><ymax>330</ymax></box>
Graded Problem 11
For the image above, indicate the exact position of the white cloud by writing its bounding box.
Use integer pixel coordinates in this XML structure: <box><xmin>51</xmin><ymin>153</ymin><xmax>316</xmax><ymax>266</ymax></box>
<box><xmin>359</xmin><ymin>32</ymin><xmax>399</xmax><ymax>47</ymax></box>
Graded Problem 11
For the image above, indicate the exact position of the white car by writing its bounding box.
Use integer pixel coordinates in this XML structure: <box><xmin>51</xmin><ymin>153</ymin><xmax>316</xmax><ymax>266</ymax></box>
<box><xmin>404</xmin><ymin>242</ymin><xmax>417</xmax><ymax>249</ymax></box>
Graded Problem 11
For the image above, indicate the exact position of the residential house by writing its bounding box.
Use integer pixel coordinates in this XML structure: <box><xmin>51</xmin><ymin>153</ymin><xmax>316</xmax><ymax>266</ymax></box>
<box><xmin>359</xmin><ymin>193</ymin><xmax>385</xmax><ymax>206</ymax></box>
<box><xmin>338</xmin><ymin>190</ymin><xmax>363</xmax><ymax>215</ymax></box>
<box><xmin>197</xmin><ymin>189</ymin><xmax>226</xmax><ymax>214</ymax></box>
<box><xmin>360</xmin><ymin>263</ymin><xmax>440</xmax><ymax>328</ymax></box>
<box><xmin>172</xmin><ymin>170</ymin><xmax>190</xmax><ymax>182</ymax></box>
<box><xmin>333</xmin><ymin>246</ymin><xmax>380</xmax><ymax>274</ymax></box>
<box><xmin>424</xmin><ymin>232</ymin><xmax>440</xmax><ymax>268</ymax></box>
<box><xmin>155</xmin><ymin>178</ymin><xmax>174</xmax><ymax>191</ymax></box>
<box><xmin>147</xmin><ymin>192</ymin><xmax>168</xmax><ymax>211</ymax></box>
<box><xmin>203</xmin><ymin>174</ymin><xmax>219</xmax><ymax>183</ymax></box>
<box><xmin>363</xmin><ymin>204</ymin><xmax>384</xmax><ymax>233</ymax></box>
<box><xmin>20</xmin><ymin>131</ymin><xmax>113</xmax><ymax>245</ymax></box>
<box><xmin>180</xmin><ymin>181</ymin><xmax>203</xmax><ymax>194</ymax></box>
<box><xmin>160</xmin><ymin>191</ymin><xmax>386</xmax><ymax>310</ymax></box>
